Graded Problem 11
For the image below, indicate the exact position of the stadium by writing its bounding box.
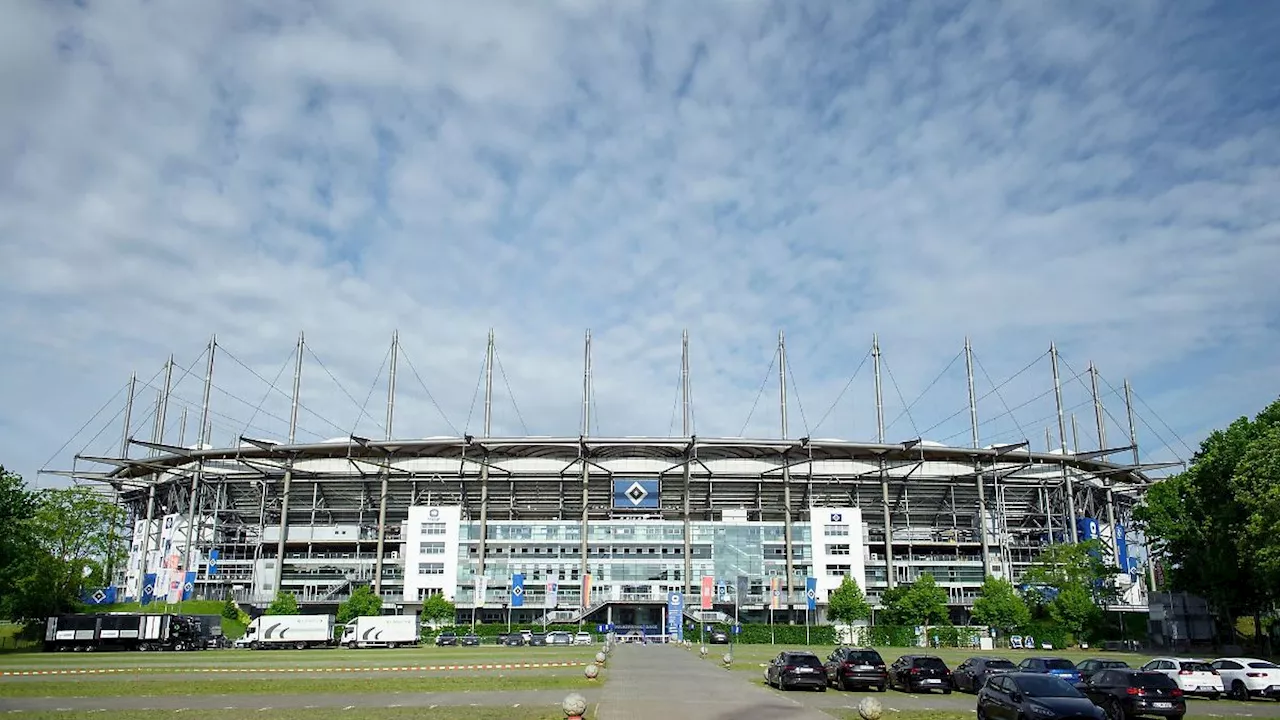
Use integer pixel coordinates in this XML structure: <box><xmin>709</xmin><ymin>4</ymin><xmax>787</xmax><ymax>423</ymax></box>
<box><xmin>53</xmin><ymin>330</ymin><xmax>1176</xmax><ymax>632</ymax></box>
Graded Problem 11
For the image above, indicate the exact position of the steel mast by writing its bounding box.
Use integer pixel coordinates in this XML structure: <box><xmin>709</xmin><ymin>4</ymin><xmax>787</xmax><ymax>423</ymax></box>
<box><xmin>272</xmin><ymin>333</ymin><xmax>304</xmax><ymax>596</ymax></box>
<box><xmin>373</xmin><ymin>331</ymin><xmax>398</xmax><ymax>595</ymax></box>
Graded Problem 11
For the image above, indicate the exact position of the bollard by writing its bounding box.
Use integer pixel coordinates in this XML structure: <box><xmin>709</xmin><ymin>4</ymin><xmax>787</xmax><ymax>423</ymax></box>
<box><xmin>583</xmin><ymin>663</ymin><xmax>600</xmax><ymax>681</ymax></box>
<box><xmin>858</xmin><ymin>696</ymin><xmax>884</xmax><ymax>720</ymax></box>
<box><xmin>722</xmin><ymin>653</ymin><xmax>732</xmax><ymax>667</ymax></box>
<box><xmin>595</xmin><ymin>651</ymin><xmax>608</xmax><ymax>665</ymax></box>
<box><xmin>699</xmin><ymin>646</ymin><xmax>708</xmax><ymax>658</ymax></box>
<box><xmin>563</xmin><ymin>691</ymin><xmax>589</xmax><ymax>718</ymax></box>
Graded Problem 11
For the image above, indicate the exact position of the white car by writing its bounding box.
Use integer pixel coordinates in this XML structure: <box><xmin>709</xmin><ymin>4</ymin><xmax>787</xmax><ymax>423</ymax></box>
<box><xmin>1141</xmin><ymin>657</ymin><xmax>1224</xmax><ymax>699</ymax></box>
<box><xmin>1210</xmin><ymin>657</ymin><xmax>1280</xmax><ymax>700</ymax></box>
<box><xmin>573</xmin><ymin>632</ymin><xmax>593</xmax><ymax>645</ymax></box>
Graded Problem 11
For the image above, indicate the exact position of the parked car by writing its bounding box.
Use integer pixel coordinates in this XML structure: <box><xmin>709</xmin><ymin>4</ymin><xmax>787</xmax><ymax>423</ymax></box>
<box><xmin>764</xmin><ymin>651</ymin><xmax>827</xmax><ymax>691</ymax></box>
<box><xmin>573</xmin><ymin>632</ymin><xmax>593</xmax><ymax>646</ymax></box>
<box><xmin>708</xmin><ymin>629</ymin><xmax>730</xmax><ymax>644</ymax></box>
<box><xmin>888</xmin><ymin>654</ymin><xmax>953</xmax><ymax>694</ymax></box>
<box><xmin>1080</xmin><ymin>668</ymin><xmax>1185</xmax><ymax>720</ymax></box>
<box><xmin>978</xmin><ymin>671</ymin><xmax>1104</xmax><ymax>720</ymax></box>
<box><xmin>545</xmin><ymin>631</ymin><xmax>573</xmax><ymax>646</ymax></box>
<box><xmin>434</xmin><ymin>631</ymin><xmax>458</xmax><ymax>647</ymax></box>
<box><xmin>498</xmin><ymin>633</ymin><xmax>525</xmax><ymax>646</ymax></box>
<box><xmin>460</xmin><ymin>633</ymin><xmax>480</xmax><ymax>646</ymax></box>
<box><xmin>1140</xmin><ymin>658</ymin><xmax>1223</xmax><ymax>699</ymax></box>
<box><xmin>1018</xmin><ymin>656</ymin><xmax>1083</xmax><ymax>685</ymax></box>
<box><xmin>1077</xmin><ymin>658</ymin><xmax>1131</xmax><ymax>682</ymax></box>
<box><xmin>954</xmin><ymin>656</ymin><xmax>1016</xmax><ymax>692</ymax></box>
<box><xmin>527</xmin><ymin>633</ymin><xmax>547</xmax><ymax>647</ymax></box>
<box><xmin>1210</xmin><ymin>657</ymin><xmax>1280</xmax><ymax>700</ymax></box>
<box><xmin>824</xmin><ymin>647</ymin><xmax>887</xmax><ymax>692</ymax></box>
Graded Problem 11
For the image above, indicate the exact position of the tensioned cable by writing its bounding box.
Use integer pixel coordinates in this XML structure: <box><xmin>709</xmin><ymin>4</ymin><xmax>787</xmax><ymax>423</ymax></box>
<box><xmin>236</xmin><ymin>348</ymin><xmax>296</xmax><ymax>440</ymax></box>
<box><xmin>141</xmin><ymin>384</ymin><xmax>288</xmax><ymax>447</ymax></box>
<box><xmin>1057</xmin><ymin>354</ymin><xmax>1136</xmax><ymax>451</ymax></box>
<box><xmin>811</xmin><ymin>348</ymin><xmax>871</xmax><ymax>435</ymax></box>
<box><xmin>884</xmin><ymin>349</ymin><xmax>962</xmax><ymax>437</ymax></box>
<box><xmin>786</xmin><ymin>360</ymin><xmax>811</xmax><ymax>437</ymax></box>
<box><xmin>881</xmin><ymin>359</ymin><xmax>919</xmax><ymax>438</ymax></box>
<box><xmin>738</xmin><ymin>348</ymin><xmax>778</xmax><ymax>436</ymax></box>
<box><xmin>917</xmin><ymin>349</ymin><xmax>1048</xmax><ymax>438</ymax></box>
<box><xmin>462</xmin><ymin>352</ymin><xmax>487</xmax><ymax>435</ymax></box>
<box><xmin>223</xmin><ymin>346</ymin><xmax>350</xmax><ymax>437</ymax></box>
<box><xmin>1095</xmin><ymin>374</ymin><xmax>1187</xmax><ymax>463</ymax></box>
<box><xmin>349</xmin><ymin>346</ymin><xmax>390</xmax><ymax>437</ymax></box>
<box><xmin>493</xmin><ymin>347</ymin><xmax>529</xmax><ymax>436</ymax></box>
<box><xmin>974</xmin><ymin>352</ymin><xmax>1034</xmax><ymax>442</ymax></box>
<box><xmin>399</xmin><ymin>346</ymin><xmax>461</xmax><ymax>436</ymax></box>
<box><xmin>666</xmin><ymin>368</ymin><xmax>682</xmax><ymax>437</ymax></box>
<box><xmin>1130</xmin><ymin>387</ymin><xmax>1196</xmax><ymax>459</ymax></box>
<box><xmin>306</xmin><ymin>346</ymin><xmax>386</xmax><ymax>437</ymax></box>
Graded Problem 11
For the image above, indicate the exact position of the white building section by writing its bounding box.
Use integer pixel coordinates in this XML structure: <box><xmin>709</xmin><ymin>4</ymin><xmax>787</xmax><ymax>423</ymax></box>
<box><xmin>808</xmin><ymin>507</ymin><xmax>867</xmax><ymax>603</ymax></box>
<box><xmin>402</xmin><ymin>505</ymin><xmax>462</xmax><ymax>603</ymax></box>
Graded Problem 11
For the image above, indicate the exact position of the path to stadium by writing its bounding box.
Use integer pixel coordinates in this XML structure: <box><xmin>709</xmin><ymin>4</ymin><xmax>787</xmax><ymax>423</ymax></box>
<box><xmin>596</xmin><ymin>644</ymin><xmax>831</xmax><ymax>720</ymax></box>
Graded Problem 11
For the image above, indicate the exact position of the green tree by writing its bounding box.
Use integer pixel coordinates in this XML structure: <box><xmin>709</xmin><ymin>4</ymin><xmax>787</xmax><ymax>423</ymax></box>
<box><xmin>0</xmin><ymin>467</ymin><xmax>37</xmax><ymax>620</ymax></box>
<box><xmin>1021</xmin><ymin>540</ymin><xmax>1118</xmax><ymax>608</ymax></box>
<box><xmin>826</xmin><ymin>575</ymin><xmax>872</xmax><ymax>625</ymax></box>
<box><xmin>1048</xmin><ymin>583</ymin><xmax>1102</xmax><ymax>642</ymax></box>
<box><xmin>221</xmin><ymin>594</ymin><xmax>240</xmax><ymax>621</ymax></box>
<box><xmin>1232</xmin><ymin>424</ymin><xmax>1280</xmax><ymax>641</ymax></box>
<box><xmin>337</xmin><ymin>585</ymin><xmax>383</xmax><ymax>624</ymax></box>
<box><xmin>880</xmin><ymin>573</ymin><xmax>949</xmax><ymax>627</ymax></box>
<box><xmin>421</xmin><ymin>594</ymin><xmax>457</xmax><ymax>624</ymax></box>
<box><xmin>266</xmin><ymin>591</ymin><xmax>299</xmax><ymax>615</ymax></box>
<box><xmin>5</xmin><ymin>485</ymin><xmax>125</xmax><ymax>619</ymax></box>
<box><xmin>970</xmin><ymin>576</ymin><xmax>1031</xmax><ymax>635</ymax></box>
<box><xmin>1135</xmin><ymin>397</ymin><xmax>1280</xmax><ymax>641</ymax></box>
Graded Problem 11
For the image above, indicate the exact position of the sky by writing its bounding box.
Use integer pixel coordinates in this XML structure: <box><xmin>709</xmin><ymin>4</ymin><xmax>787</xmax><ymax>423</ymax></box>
<box><xmin>2</xmin><ymin>0</ymin><xmax>1278</xmax><ymax>486</ymax></box>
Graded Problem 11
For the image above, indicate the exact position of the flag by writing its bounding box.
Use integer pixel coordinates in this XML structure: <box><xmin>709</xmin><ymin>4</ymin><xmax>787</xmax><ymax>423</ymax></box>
<box><xmin>770</xmin><ymin>577</ymin><xmax>781</xmax><ymax>610</ymax></box>
<box><xmin>511</xmin><ymin>573</ymin><xmax>525</xmax><ymax>607</ymax></box>
<box><xmin>805</xmin><ymin>576</ymin><xmax>817</xmax><ymax>611</ymax></box>
<box><xmin>167</xmin><ymin>578</ymin><xmax>183</xmax><ymax>604</ymax></box>
<box><xmin>582</xmin><ymin>573</ymin><xmax>592</xmax><ymax>608</ymax></box>
<box><xmin>182</xmin><ymin>571</ymin><xmax>196</xmax><ymax>601</ymax></box>
<box><xmin>666</xmin><ymin>591</ymin><xmax>684</xmax><ymax>641</ymax></box>
<box><xmin>700</xmin><ymin>576</ymin><xmax>713</xmax><ymax>609</ymax></box>
<box><xmin>546</xmin><ymin>582</ymin><xmax>558</xmax><ymax>608</ymax></box>
<box><xmin>141</xmin><ymin>573</ymin><xmax>156</xmax><ymax>606</ymax></box>
<box><xmin>81</xmin><ymin>587</ymin><xmax>117</xmax><ymax>605</ymax></box>
<box><xmin>208</xmin><ymin>549</ymin><xmax>219</xmax><ymax>575</ymax></box>
<box><xmin>736</xmin><ymin>575</ymin><xmax>749</xmax><ymax>603</ymax></box>
<box><xmin>475</xmin><ymin>576</ymin><xmax>487</xmax><ymax>606</ymax></box>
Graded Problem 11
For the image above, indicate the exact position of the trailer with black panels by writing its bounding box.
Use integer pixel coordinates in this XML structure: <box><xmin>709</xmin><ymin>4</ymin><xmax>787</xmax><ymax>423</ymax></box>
<box><xmin>43</xmin><ymin>613</ymin><xmax>204</xmax><ymax>652</ymax></box>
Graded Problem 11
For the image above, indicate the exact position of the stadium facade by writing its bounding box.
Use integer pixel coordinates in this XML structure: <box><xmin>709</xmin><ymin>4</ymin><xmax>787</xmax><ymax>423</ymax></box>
<box><xmin>65</xmin><ymin>331</ymin><xmax>1169</xmax><ymax>628</ymax></box>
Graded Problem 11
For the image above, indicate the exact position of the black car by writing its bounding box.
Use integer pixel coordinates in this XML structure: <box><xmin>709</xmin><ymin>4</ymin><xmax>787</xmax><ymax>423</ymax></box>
<box><xmin>954</xmin><ymin>657</ymin><xmax>1017</xmax><ymax>692</ymax></box>
<box><xmin>824</xmin><ymin>647</ymin><xmax>887</xmax><ymax>692</ymax></box>
<box><xmin>460</xmin><ymin>633</ymin><xmax>480</xmax><ymax>646</ymax></box>
<box><xmin>498</xmin><ymin>633</ymin><xmax>525</xmax><ymax>646</ymax></box>
<box><xmin>1077</xmin><ymin>658</ymin><xmax>1131</xmax><ymax>682</ymax></box>
<box><xmin>888</xmin><ymin>654</ymin><xmax>953</xmax><ymax>694</ymax></box>
<box><xmin>1080</xmin><ymin>669</ymin><xmax>1185</xmax><ymax>720</ymax></box>
<box><xmin>1018</xmin><ymin>657</ymin><xmax>1084</xmax><ymax>685</ymax></box>
<box><xmin>528</xmin><ymin>633</ymin><xmax>547</xmax><ymax>647</ymax></box>
<box><xmin>434</xmin><ymin>631</ymin><xmax>458</xmax><ymax>646</ymax></box>
<box><xmin>708</xmin><ymin>630</ymin><xmax>729</xmax><ymax>644</ymax></box>
<box><xmin>978</xmin><ymin>671</ymin><xmax>1105</xmax><ymax>720</ymax></box>
<box><xmin>765</xmin><ymin>651</ymin><xmax>827</xmax><ymax>691</ymax></box>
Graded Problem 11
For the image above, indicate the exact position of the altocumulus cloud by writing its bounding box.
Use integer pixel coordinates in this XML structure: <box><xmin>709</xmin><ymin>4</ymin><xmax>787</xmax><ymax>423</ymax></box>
<box><xmin>1</xmin><ymin>0</ymin><xmax>1278</xmax><ymax>483</ymax></box>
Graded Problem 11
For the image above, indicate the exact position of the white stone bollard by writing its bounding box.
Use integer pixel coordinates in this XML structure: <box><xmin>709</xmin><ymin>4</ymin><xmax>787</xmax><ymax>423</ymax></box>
<box><xmin>858</xmin><ymin>696</ymin><xmax>884</xmax><ymax>720</ymax></box>
<box><xmin>583</xmin><ymin>664</ymin><xmax>599</xmax><ymax>681</ymax></box>
<box><xmin>722</xmin><ymin>653</ymin><xmax>732</xmax><ymax>667</ymax></box>
<box><xmin>595</xmin><ymin>651</ymin><xmax>607</xmax><ymax>665</ymax></box>
<box><xmin>699</xmin><ymin>646</ymin><xmax>708</xmax><ymax>657</ymax></box>
<box><xmin>563</xmin><ymin>692</ymin><xmax>588</xmax><ymax>718</ymax></box>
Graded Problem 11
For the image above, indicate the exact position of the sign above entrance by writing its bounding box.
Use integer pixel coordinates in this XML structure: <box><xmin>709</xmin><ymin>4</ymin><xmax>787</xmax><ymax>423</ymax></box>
<box><xmin>612</xmin><ymin>478</ymin><xmax>660</xmax><ymax>509</ymax></box>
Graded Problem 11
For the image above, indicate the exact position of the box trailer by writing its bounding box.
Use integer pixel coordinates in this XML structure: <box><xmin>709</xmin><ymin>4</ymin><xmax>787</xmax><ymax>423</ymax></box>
<box><xmin>43</xmin><ymin>613</ymin><xmax>203</xmax><ymax>652</ymax></box>
<box><xmin>340</xmin><ymin>615</ymin><xmax>419</xmax><ymax>648</ymax></box>
<box><xmin>240</xmin><ymin>614</ymin><xmax>334</xmax><ymax>649</ymax></box>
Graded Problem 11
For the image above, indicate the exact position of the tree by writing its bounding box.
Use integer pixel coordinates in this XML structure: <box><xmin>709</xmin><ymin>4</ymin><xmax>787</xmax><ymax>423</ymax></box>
<box><xmin>970</xmin><ymin>576</ymin><xmax>1031</xmax><ymax>635</ymax></box>
<box><xmin>1135</xmin><ymin>397</ymin><xmax>1280</xmax><ymax>641</ymax></box>
<box><xmin>222</xmin><ymin>594</ymin><xmax>240</xmax><ymax>621</ymax></box>
<box><xmin>826</xmin><ymin>575</ymin><xmax>872</xmax><ymax>625</ymax></box>
<box><xmin>337</xmin><ymin>585</ymin><xmax>383</xmax><ymax>624</ymax></box>
<box><xmin>266</xmin><ymin>591</ymin><xmax>299</xmax><ymax>615</ymax></box>
<box><xmin>1048</xmin><ymin>583</ymin><xmax>1102</xmax><ymax>641</ymax></box>
<box><xmin>880</xmin><ymin>573</ymin><xmax>949</xmax><ymax>627</ymax></box>
<box><xmin>4</xmin><ymin>485</ymin><xmax>125</xmax><ymax>619</ymax></box>
<box><xmin>1232</xmin><ymin>424</ymin><xmax>1280</xmax><ymax>642</ymax></box>
<box><xmin>0</xmin><ymin>467</ymin><xmax>36</xmax><ymax>620</ymax></box>
<box><xmin>421</xmin><ymin>594</ymin><xmax>456</xmax><ymax>625</ymax></box>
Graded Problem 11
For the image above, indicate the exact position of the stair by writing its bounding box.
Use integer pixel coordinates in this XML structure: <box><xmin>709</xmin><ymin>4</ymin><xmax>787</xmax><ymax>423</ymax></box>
<box><xmin>317</xmin><ymin>580</ymin><xmax>350</xmax><ymax>602</ymax></box>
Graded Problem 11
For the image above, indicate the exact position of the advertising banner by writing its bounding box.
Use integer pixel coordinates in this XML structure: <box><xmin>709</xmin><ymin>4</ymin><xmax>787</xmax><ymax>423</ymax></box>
<box><xmin>700</xmin><ymin>576</ymin><xmax>713</xmax><ymax>609</ymax></box>
<box><xmin>770</xmin><ymin>576</ymin><xmax>781</xmax><ymax>610</ymax></box>
<box><xmin>805</xmin><ymin>576</ymin><xmax>817</xmax><ymax>611</ymax></box>
<box><xmin>511</xmin><ymin>573</ymin><xmax>525</xmax><ymax>608</ymax></box>
<box><xmin>666</xmin><ymin>591</ymin><xmax>684</xmax><ymax>641</ymax></box>
<box><xmin>546</xmin><ymin>581</ymin><xmax>558</xmax><ymax>608</ymax></box>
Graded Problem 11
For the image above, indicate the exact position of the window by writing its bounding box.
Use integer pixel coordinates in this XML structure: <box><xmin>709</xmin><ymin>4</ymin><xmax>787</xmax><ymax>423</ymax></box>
<box><xmin>824</xmin><ymin>524</ymin><xmax>848</xmax><ymax>536</ymax></box>
<box><xmin>421</xmin><ymin>522</ymin><xmax>447</xmax><ymax>535</ymax></box>
<box><xmin>826</xmin><ymin>544</ymin><xmax>850</xmax><ymax>556</ymax></box>
<box><xmin>420</xmin><ymin>542</ymin><xmax>446</xmax><ymax>555</ymax></box>
<box><xmin>418</xmin><ymin>563</ymin><xmax>445</xmax><ymax>575</ymax></box>
<box><xmin>826</xmin><ymin>564</ymin><xmax>851</xmax><ymax>576</ymax></box>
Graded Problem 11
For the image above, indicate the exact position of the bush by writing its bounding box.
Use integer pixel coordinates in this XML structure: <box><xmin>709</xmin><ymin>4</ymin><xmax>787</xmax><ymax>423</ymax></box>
<box><xmin>852</xmin><ymin>625</ymin><xmax>918</xmax><ymax>647</ymax></box>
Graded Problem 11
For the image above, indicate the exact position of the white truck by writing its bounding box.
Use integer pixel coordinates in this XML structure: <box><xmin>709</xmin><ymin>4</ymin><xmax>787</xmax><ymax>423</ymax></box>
<box><xmin>340</xmin><ymin>614</ymin><xmax>419</xmax><ymax>649</ymax></box>
<box><xmin>239</xmin><ymin>614</ymin><xmax>335</xmax><ymax>650</ymax></box>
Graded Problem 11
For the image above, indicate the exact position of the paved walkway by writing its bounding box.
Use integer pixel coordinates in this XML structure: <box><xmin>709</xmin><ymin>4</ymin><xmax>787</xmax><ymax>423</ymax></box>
<box><xmin>597</xmin><ymin>645</ymin><xmax>832</xmax><ymax>720</ymax></box>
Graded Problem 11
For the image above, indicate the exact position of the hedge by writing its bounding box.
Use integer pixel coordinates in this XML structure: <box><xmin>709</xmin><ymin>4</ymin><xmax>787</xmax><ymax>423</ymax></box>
<box><xmin>422</xmin><ymin>623</ymin><xmax>591</xmax><ymax>639</ymax></box>
<box><xmin>698</xmin><ymin>622</ymin><xmax>838</xmax><ymax>645</ymax></box>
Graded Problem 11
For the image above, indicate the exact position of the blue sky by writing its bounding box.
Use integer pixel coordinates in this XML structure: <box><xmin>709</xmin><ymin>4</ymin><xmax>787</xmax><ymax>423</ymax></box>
<box><xmin>1</xmin><ymin>0</ymin><xmax>1278</xmax><ymax>484</ymax></box>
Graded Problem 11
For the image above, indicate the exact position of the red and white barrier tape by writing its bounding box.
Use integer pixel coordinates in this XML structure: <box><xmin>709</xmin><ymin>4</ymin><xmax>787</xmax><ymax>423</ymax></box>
<box><xmin>0</xmin><ymin>661</ymin><xmax>587</xmax><ymax>677</ymax></box>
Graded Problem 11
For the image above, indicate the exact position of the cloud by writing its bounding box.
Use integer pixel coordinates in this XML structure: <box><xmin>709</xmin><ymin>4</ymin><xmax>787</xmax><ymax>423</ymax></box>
<box><xmin>2</xmin><ymin>0</ymin><xmax>1278</xmax><ymax>485</ymax></box>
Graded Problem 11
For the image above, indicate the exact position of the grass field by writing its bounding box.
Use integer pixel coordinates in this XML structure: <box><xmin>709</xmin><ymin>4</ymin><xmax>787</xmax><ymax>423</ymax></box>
<box><xmin>693</xmin><ymin>643</ymin><xmax>1152</xmax><ymax>672</ymax></box>
<box><xmin>0</xmin><ymin>645</ymin><xmax>592</xmax><ymax>668</ymax></box>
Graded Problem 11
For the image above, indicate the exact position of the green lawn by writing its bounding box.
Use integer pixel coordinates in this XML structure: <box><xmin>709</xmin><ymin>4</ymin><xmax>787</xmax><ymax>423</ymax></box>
<box><xmin>0</xmin><ymin>671</ymin><xmax>596</xmax><ymax>698</ymax></box>
<box><xmin>691</xmin><ymin>643</ymin><xmax>1151</xmax><ymax>672</ymax></box>
<box><xmin>0</xmin><ymin>645</ymin><xmax>591</xmax><ymax>668</ymax></box>
<box><xmin>0</xmin><ymin>708</ymin><xmax>569</xmax><ymax>720</ymax></box>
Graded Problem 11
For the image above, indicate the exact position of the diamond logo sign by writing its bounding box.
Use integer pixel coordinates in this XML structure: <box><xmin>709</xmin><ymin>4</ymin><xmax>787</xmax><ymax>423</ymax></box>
<box><xmin>612</xmin><ymin>478</ymin><xmax>659</xmax><ymax>509</ymax></box>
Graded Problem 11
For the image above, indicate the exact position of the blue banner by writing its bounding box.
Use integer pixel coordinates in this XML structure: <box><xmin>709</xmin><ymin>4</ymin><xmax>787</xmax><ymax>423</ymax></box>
<box><xmin>81</xmin><ymin>586</ymin><xmax>117</xmax><ymax>605</ymax></box>
<box><xmin>208</xmin><ymin>549</ymin><xmax>219</xmax><ymax>575</ymax></box>
<box><xmin>182</xmin><ymin>571</ymin><xmax>196</xmax><ymax>601</ymax></box>
<box><xmin>141</xmin><ymin>573</ymin><xmax>156</xmax><ymax>606</ymax></box>
<box><xmin>612</xmin><ymin>478</ymin><xmax>660</xmax><ymax>509</ymax></box>
<box><xmin>511</xmin><ymin>573</ymin><xmax>525</xmax><ymax>608</ymax></box>
<box><xmin>666</xmin><ymin>591</ymin><xmax>684</xmax><ymax>641</ymax></box>
<box><xmin>805</xmin><ymin>576</ymin><xmax>817</xmax><ymax>611</ymax></box>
